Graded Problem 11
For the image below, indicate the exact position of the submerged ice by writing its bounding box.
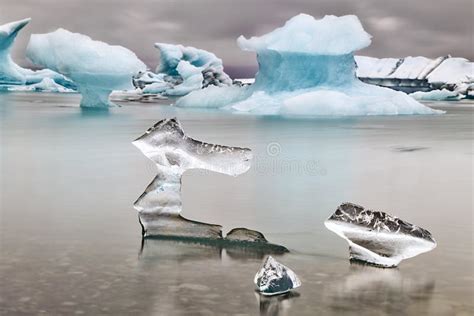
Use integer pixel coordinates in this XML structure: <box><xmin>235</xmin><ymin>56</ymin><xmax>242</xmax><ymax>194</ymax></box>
<box><xmin>325</xmin><ymin>203</ymin><xmax>437</xmax><ymax>267</ymax></box>
<box><xmin>132</xmin><ymin>43</ymin><xmax>232</xmax><ymax>96</ymax></box>
<box><xmin>133</xmin><ymin>118</ymin><xmax>252</xmax><ymax>238</ymax></box>
<box><xmin>177</xmin><ymin>14</ymin><xmax>441</xmax><ymax>116</ymax></box>
<box><xmin>0</xmin><ymin>18</ymin><xmax>73</xmax><ymax>89</ymax></box>
<box><xmin>254</xmin><ymin>256</ymin><xmax>301</xmax><ymax>296</ymax></box>
<box><xmin>26</xmin><ymin>29</ymin><xmax>146</xmax><ymax>107</ymax></box>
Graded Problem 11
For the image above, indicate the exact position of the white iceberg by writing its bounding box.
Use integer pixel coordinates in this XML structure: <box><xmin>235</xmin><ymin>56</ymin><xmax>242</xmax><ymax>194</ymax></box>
<box><xmin>26</xmin><ymin>29</ymin><xmax>146</xmax><ymax>108</ymax></box>
<box><xmin>325</xmin><ymin>203</ymin><xmax>437</xmax><ymax>267</ymax></box>
<box><xmin>254</xmin><ymin>256</ymin><xmax>301</xmax><ymax>296</ymax></box>
<box><xmin>7</xmin><ymin>77</ymin><xmax>74</xmax><ymax>93</ymax></box>
<box><xmin>177</xmin><ymin>14</ymin><xmax>440</xmax><ymax>116</ymax></box>
<box><xmin>410</xmin><ymin>89</ymin><xmax>462</xmax><ymax>101</ymax></box>
<box><xmin>0</xmin><ymin>18</ymin><xmax>73</xmax><ymax>89</ymax></box>
<box><xmin>133</xmin><ymin>43</ymin><xmax>232</xmax><ymax>96</ymax></box>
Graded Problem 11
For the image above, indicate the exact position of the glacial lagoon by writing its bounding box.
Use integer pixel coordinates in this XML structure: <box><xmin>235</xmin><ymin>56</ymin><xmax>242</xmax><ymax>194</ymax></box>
<box><xmin>1</xmin><ymin>92</ymin><xmax>473</xmax><ymax>315</ymax></box>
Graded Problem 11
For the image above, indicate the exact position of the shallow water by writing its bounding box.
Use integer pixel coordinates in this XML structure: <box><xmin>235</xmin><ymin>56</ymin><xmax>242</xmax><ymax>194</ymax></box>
<box><xmin>1</xmin><ymin>92</ymin><xmax>473</xmax><ymax>315</ymax></box>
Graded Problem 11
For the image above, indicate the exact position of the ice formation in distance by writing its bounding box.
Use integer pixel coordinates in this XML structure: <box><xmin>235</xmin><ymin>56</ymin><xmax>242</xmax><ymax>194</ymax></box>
<box><xmin>133</xmin><ymin>43</ymin><xmax>232</xmax><ymax>96</ymax></box>
<box><xmin>26</xmin><ymin>29</ymin><xmax>146</xmax><ymax>107</ymax></box>
<box><xmin>133</xmin><ymin>118</ymin><xmax>252</xmax><ymax>238</ymax></box>
<box><xmin>410</xmin><ymin>89</ymin><xmax>462</xmax><ymax>101</ymax></box>
<box><xmin>7</xmin><ymin>77</ymin><xmax>74</xmax><ymax>93</ymax></box>
<box><xmin>177</xmin><ymin>14</ymin><xmax>440</xmax><ymax>116</ymax></box>
<box><xmin>325</xmin><ymin>203</ymin><xmax>437</xmax><ymax>267</ymax></box>
<box><xmin>254</xmin><ymin>256</ymin><xmax>301</xmax><ymax>296</ymax></box>
<box><xmin>0</xmin><ymin>18</ymin><xmax>73</xmax><ymax>88</ymax></box>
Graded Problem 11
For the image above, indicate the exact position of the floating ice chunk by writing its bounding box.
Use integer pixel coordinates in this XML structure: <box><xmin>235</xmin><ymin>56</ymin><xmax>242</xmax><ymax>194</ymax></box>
<box><xmin>133</xmin><ymin>118</ymin><xmax>252</xmax><ymax>238</ymax></box>
<box><xmin>0</xmin><ymin>18</ymin><xmax>73</xmax><ymax>89</ymax></box>
<box><xmin>324</xmin><ymin>203</ymin><xmax>437</xmax><ymax>267</ymax></box>
<box><xmin>254</xmin><ymin>256</ymin><xmax>301</xmax><ymax>296</ymax></box>
<box><xmin>410</xmin><ymin>89</ymin><xmax>462</xmax><ymax>101</ymax></box>
<box><xmin>178</xmin><ymin>14</ymin><xmax>441</xmax><ymax>116</ymax></box>
<box><xmin>26</xmin><ymin>29</ymin><xmax>146</xmax><ymax>108</ymax></box>
<box><xmin>132</xmin><ymin>43</ymin><xmax>232</xmax><ymax>96</ymax></box>
<box><xmin>225</xmin><ymin>228</ymin><xmax>268</xmax><ymax>242</ymax></box>
<box><xmin>7</xmin><ymin>77</ymin><xmax>74</xmax><ymax>93</ymax></box>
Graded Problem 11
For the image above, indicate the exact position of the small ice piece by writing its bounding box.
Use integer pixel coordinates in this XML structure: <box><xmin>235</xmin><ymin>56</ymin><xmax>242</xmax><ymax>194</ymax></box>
<box><xmin>8</xmin><ymin>77</ymin><xmax>74</xmax><ymax>93</ymax></box>
<box><xmin>410</xmin><ymin>89</ymin><xmax>463</xmax><ymax>101</ymax></box>
<box><xmin>133</xmin><ymin>118</ymin><xmax>252</xmax><ymax>238</ymax></box>
<box><xmin>254</xmin><ymin>256</ymin><xmax>301</xmax><ymax>296</ymax></box>
<box><xmin>325</xmin><ymin>203</ymin><xmax>437</xmax><ymax>267</ymax></box>
<box><xmin>225</xmin><ymin>228</ymin><xmax>268</xmax><ymax>243</ymax></box>
<box><xmin>26</xmin><ymin>29</ymin><xmax>146</xmax><ymax>108</ymax></box>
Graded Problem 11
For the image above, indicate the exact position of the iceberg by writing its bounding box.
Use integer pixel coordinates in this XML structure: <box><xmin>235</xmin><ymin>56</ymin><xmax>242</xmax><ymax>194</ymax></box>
<box><xmin>0</xmin><ymin>18</ymin><xmax>73</xmax><ymax>89</ymax></box>
<box><xmin>132</xmin><ymin>43</ymin><xmax>232</xmax><ymax>96</ymax></box>
<box><xmin>177</xmin><ymin>14</ymin><xmax>440</xmax><ymax>116</ymax></box>
<box><xmin>26</xmin><ymin>29</ymin><xmax>146</xmax><ymax>108</ymax></box>
<box><xmin>133</xmin><ymin>118</ymin><xmax>252</xmax><ymax>238</ymax></box>
<box><xmin>325</xmin><ymin>203</ymin><xmax>437</xmax><ymax>267</ymax></box>
<box><xmin>254</xmin><ymin>256</ymin><xmax>301</xmax><ymax>296</ymax></box>
<box><xmin>410</xmin><ymin>89</ymin><xmax>462</xmax><ymax>101</ymax></box>
<box><xmin>355</xmin><ymin>55</ymin><xmax>473</xmax><ymax>97</ymax></box>
<box><xmin>7</xmin><ymin>77</ymin><xmax>74</xmax><ymax>93</ymax></box>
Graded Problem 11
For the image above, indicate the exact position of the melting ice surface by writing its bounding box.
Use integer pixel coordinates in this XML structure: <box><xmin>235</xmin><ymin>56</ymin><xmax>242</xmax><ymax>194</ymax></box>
<box><xmin>0</xmin><ymin>18</ymin><xmax>73</xmax><ymax>89</ymax></box>
<box><xmin>177</xmin><ymin>14</ymin><xmax>441</xmax><ymax>116</ymax></box>
<box><xmin>26</xmin><ymin>29</ymin><xmax>146</xmax><ymax>108</ymax></box>
<box><xmin>133</xmin><ymin>118</ymin><xmax>252</xmax><ymax>238</ymax></box>
<box><xmin>325</xmin><ymin>203</ymin><xmax>437</xmax><ymax>267</ymax></box>
<box><xmin>254</xmin><ymin>256</ymin><xmax>301</xmax><ymax>296</ymax></box>
<box><xmin>133</xmin><ymin>43</ymin><xmax>232</xmax><ymax>96</ymax></box>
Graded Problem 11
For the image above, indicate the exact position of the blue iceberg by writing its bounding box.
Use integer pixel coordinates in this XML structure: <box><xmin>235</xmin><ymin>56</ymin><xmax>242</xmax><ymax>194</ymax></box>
<box><xmin>26</xmin><ymin>29</ymin><xmax>146</xmax><ymax>108</ymax></box>
<box><xmin>133</xmin><ymin>43</ymin><xmax>232</xmax><ymax>96</ymax></box>
<box><xmin>177</xmin><ymin>14</ymin><xmax>442</xmax><ymax>116</ymax></box>
<box><xmin>0</xmin><ymin>18</ymin><xmax>73</xmax><ymax>89</ymax></box>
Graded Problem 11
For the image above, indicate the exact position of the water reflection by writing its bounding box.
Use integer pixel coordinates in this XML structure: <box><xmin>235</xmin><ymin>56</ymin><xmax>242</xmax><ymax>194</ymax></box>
<box><xmin>255</xmin><ymin>291</ymin><xmax>300</xmax><ymax>316</ymax></box>
<box><xmin>327</xmin><ymin>263</ymin><xmax>435</xmax><ymax>314</ymax></box>
<box><xmin>139</xmin><ymin>236</ymin><xmax>288</xmax><ymax>261</ymax></box>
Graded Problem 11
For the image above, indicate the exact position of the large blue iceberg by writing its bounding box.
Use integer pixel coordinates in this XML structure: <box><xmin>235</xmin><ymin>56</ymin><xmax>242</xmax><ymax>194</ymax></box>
<box><xmin>0</xmin><ymin>18</ymin><xmax>73</xmax><ymax>89</ymax></box>
<box><xmin>26</xmin><ymin>29</ymin><xmax>146</xmax><ymax>108</ymax></box>
<box><xmin>177</xmin><ymin>14</ymin><xmax>442</xmax><ymax>116</ymax></box>
<box><xmin>133</xmin><ymin>43</ymin><xmax>232</xmax><ymax>96</ymax></box>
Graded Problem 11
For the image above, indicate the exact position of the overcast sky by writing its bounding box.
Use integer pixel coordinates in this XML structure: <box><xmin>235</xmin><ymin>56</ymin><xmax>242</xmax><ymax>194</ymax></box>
<box><xmin>1</xmin><ymin>0</ymin><xmax>472</xmax><ymax>77</ymax></box>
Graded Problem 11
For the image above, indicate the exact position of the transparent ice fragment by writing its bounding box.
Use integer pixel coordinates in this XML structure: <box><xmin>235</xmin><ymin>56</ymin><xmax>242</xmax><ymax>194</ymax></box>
<box><xmin>324</xmin><ymin>202</ymin><xmax>437</xmax><ymax>267</ymax></box>
<box><xmin>133</xmin><ymin>118</ymin><xmax>252</xmax><ymax>238</ymax></box>
<box><xmin>254</xmin><ymin>256</ymin><xmax>301</xmax><ymax>296</ymax></box>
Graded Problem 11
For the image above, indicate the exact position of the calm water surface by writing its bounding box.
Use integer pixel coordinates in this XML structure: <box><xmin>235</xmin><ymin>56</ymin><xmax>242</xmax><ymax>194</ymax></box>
<box><xmin>1</xmin><ymin>92</ymin><xmax>473</xmax><ymax>315</ymax></box>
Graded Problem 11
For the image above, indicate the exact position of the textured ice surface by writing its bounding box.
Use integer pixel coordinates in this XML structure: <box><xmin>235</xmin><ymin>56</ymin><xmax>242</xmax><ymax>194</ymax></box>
<box><xmin>225</xmin><ymin>228</ymin><xmax>268</xmax><ymax>242</ymax></box>
<box><xmin>254</xmin><ymin>256</ymin><xmax>301</xmax><ymax>296</ymax></box>
<box><xmin>133</xmin><ymin>118</ymin><xmax>252</xmax><ymax>238</ymax></box>
<box><xmin>410</xmin><ymin>89</ymin><xmax>462</xmax><ymax>101</ymax></box>
<box><xmin>325</xmin><ymin>203</ymin><xmax>437</xmax><ymax>267</ymax></box>
<box><xmin>132</xmin><ymin>43</ymin><xmax>231</xmax><ymax>96</ymax></box>
<box><xmin>0</xmin><ymin>18</ymin><xmax>73</xmax><ymax>88</ymax></box>
<box><xmin>177</xmin><ymin>14</ymin><xmax>440</xmax><ymax>116</ymax></box>
<box><xmin>26</xmin><ymin>29</ymin><xmax>146</xmax><ymax>108</ymax></box>
<box><xmin>356</xmin><ymin>55</ymin><xmax>473</xmax><ymax>85</ymax></box>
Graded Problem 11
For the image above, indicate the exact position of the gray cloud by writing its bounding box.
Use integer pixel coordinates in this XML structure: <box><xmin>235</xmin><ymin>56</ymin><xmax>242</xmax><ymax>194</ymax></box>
<box><xmin>1</xmin><ymin>0</ymin><xmax>472</xmax><ymax>78</ymax></box>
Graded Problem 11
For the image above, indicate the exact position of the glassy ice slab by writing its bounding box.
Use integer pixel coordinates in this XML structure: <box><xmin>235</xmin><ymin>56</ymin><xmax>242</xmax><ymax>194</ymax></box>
<box><xmin>325</xmin><ymin>202</ymin><xmax>437</xmax><ymax>267</ymax></box>
<box><xmin>133</xmin><ymin>118</ymin><xmax>252</xmax><ymax>238</ymax></box>
<box><xmin>254</xmin><ymin>256</ymin><xmax>301</xmax><ymax>296</ymax></box>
